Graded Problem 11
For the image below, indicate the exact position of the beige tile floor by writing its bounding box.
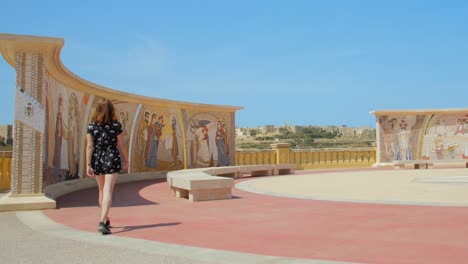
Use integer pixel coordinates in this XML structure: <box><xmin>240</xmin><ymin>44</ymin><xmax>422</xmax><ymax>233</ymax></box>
<box><xmin>237</xmin><ymin>168</ymin><xmax>468</xmax><ymax>206</ymax></box>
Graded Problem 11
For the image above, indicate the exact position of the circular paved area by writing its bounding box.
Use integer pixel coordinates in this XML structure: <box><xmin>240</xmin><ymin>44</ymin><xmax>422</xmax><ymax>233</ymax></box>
<box><xmin>43</xmin><ymin>168</ymin><xmax>468</xmax><ymax>264</ymax></box>
<box><xmin>237</xmin><ymin>168</ymin><xmax>468</xmax><ymax>206</ymax></box>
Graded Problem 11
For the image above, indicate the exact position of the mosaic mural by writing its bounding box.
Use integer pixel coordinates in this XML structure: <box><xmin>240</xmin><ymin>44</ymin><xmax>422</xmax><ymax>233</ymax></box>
<box><xmin>182</xmin><ymin>111</ymin><xmax>233</xmax><ymax>169</ymax></box>
<box><xmin>378</xmin><ymin>113</ymin><xmax>468</xmax><ymax>163</ymax></box>
<box><xmin>132</xmin><ymin>106</ymin><xmax>185</xmax><ymax>172</ymax></box>
<box><xmin>43</xmin><ymin>74</ymin><xmax>236</xmax><ymax>187</ymax></box>
<box><xmin>44</xmin><ymin>78</ymin><xmax>88</xmax><ymax>185</ymax></box>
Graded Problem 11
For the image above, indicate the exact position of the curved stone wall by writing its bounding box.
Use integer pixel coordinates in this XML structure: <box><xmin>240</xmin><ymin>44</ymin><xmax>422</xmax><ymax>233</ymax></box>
<box><xmin>0</xmin><ymin>34</ymin><xmax>242</xmax><ymax>195</ymax></box>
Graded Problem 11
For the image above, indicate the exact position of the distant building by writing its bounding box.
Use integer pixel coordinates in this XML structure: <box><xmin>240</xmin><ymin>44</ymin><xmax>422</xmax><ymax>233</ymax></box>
<box><xmin>282</xmin><ymin>124</ymin><xmax>305</xmax><ymax>133</ymax></box>
<box><xmin>338</xmin><ymin>127</ymin><xmax>356</xmax><ymax>137</ymax></box>
<box><xmin>259</xmin><ymin>125</ymin><xmax>275</xmax><ymax>134</ymax></box>
<box><xmin>337</xmin><ymin>126</ymin><xmax>375</xmax><ymax>139</ymax></box>
<box><xmin>235</xmin><ymin>128</ymin><xmax>248</xmax><ymax>137</ymax></box>
<box><xmin>236</xmin><ymin>124</ymin><xmax>375</xmax><ymax>140</ymax></box>
<box><xmin>0</xmin><ymin>124</ymin><xmax>13</xmax><ymax>144</ymax></box>
<box><xmin>321</xmin><ymin>125</ymin><xmax>340</xmax><ymax>133</ymax></box>
<box><xmin>358</xmin><ymin>127</ymin><xmax>376</xmax><ymax>139</ymax></box>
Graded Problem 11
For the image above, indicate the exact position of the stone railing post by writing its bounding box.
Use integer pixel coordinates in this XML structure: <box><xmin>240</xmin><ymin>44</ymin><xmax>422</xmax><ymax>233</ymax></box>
<box><xmin>270</xmin><ymin>143</ymin><xmax>291</xmax><ymax>164</ymax></box>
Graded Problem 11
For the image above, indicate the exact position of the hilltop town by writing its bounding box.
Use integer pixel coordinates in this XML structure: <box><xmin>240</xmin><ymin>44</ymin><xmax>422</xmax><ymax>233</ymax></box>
<box><xmin>235</xmin><ymin>124</ymin><xmax>376</xmax><ymax>149</ymax></box>
<box><xmin>0</xmin><ymin>125</ymin><xmax>13</xmax><ymax>151</ymax></box>
<box><xmin>1</xmin><ymin>123</ymin><xmax>375</xmax><ymax>151</ymax></box>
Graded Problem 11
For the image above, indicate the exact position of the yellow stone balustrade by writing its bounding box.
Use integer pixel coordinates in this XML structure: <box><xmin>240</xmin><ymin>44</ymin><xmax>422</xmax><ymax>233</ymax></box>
<box><xmin>236</xmin><ymin>144</ymin><xmax>376</xmax><ymax>169</ymax></box>
<box><xmin>0</xmin><ymin>152</ymin><xmax>12</xmax><ymax>191</ymax></box>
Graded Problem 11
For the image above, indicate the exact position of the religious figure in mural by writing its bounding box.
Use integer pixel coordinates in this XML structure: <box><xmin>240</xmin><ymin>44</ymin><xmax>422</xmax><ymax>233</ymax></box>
<box><xmin>186</xmin><ymin>119</ymin><xmax>199</xmax><ymax>168</ymax></box>
<box><xmin>447</xmin><ymin>144</ymin><xmax>459</xmax><ymax>159</ymax></box>
<box><xmin>169</xmin><ymin>114</ymin><xmax>179</xmax><ymax>167</ymax></box>
<box><xmin>146</xmin><ymin>113</ymin><xmax>159</xmax><ymax>168</ymax></box>
<box><xmin>396</xmin><ymin>120</ymin><xmax>411</xmax><ymax>160</ymax></box>
<box><xmin>155</xmin><ymin>115</ymin><xmax>164</xmax><ymax>161</ymax></box>
<box><xmin>434</xmin><ymin>119</ymin><xmax>447</xmax><ymax>136</ymax></box>
<box><xmin>454</xmin><ymin>118</ymin><xmax>466</xmax><ymax>135</ymax></box>
<box><xmin>119</xmin><ymin>111</ymin><xmax>130</xmax><ymax>144</ymax></box>
<box><xmin>66</xmin><ymin>93</ymin><xmax>80</xmax><ymax>180</ymax></box>
<box><xmin>196</xmin><ymin>125</ymin><xmax>212</xmax><ymax>167</ymax></box>
<box><xmin>383</xmin><ymin>117</ymin><xmax>398</xmax><ymax>160</ymax></box>
<box><xmin>388</xmin><ymin>118</ymin><xmax>398</xmax><ymax>129</ymax></box>
<box><xmin>464</xmin><ymin>115</ymin><xmax>468</xmax><ymax>132</ymax></box>
<box><xmin>138</xmin><ymin>110</ymin><xmax>150</xmax><ymax>169</ymax></box>
<box><xmin>52</xmin><ymin>95</ymin><xmax>64</xmax><ymax>179</ymax></box>
<box><xmin>215</xmin><ymin>118</ymin><xmax>230</xmax><ymax>166</ymax></box>
<box><xmin>433</xmin><ymin>133</ymin><xmax>444</xmax><ymax>160</ymax></box>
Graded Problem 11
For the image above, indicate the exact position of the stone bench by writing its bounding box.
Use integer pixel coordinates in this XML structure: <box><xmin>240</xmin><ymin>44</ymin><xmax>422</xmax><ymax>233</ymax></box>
<box><xmin>167</xmin><ymin>169</ymin><xmax>234</xmax><ymax>202</ymax></box>
<box><xmin>432</xmin><ymin>159</ymin><xmax>468</xmax><ymax>168</ymax></box>
<box><xmin>167</xmin><ymin>164</ymin><xmax>296</xmax><ymax>202</ymax></box>
<box><xmin>272</xmin><ymin>163</ymin><xmax>296</xmax><ymax>175</ymax></box>
<box><xmin>393</xmin><ymin>159</ymin><xmax>468</xmax><ymax>169</ymax></box>
<box><xmin>393</xmin><ymin>160</ymin><xmax>434</xmax><ymax>169</ymax></box>
<box><xmin>211</xmin><ymin>166</ymin><xmax>243</xmax><ymax>178</ymax></box>
<box><xmin>211</xmin><ymin>164</ymin><xmax>296</xmax><ymax>179</ymax></box>
<box><xmin>241</xmin><ymin>165</ymin><xmax>275</xmax><ymax>177</ymax></box>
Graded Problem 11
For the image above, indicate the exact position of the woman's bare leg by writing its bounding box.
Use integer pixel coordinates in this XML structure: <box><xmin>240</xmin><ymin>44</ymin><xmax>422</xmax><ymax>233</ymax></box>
<box><xmin>100</xmin><ymin>173</ymin><xmax>117</xmax><ymax>223</ymax></box>
<box><xmin>95</xmin><ymin>175</ymin><xmax>105</xmax><ymax>208</ymax></box>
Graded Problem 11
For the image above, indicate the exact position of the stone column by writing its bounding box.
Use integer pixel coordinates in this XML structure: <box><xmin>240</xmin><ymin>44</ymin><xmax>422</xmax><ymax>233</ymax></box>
<box><xmin>0</xmin><ymin>44</ymin><xmax>56</xmax><ymax>211</ymax></box>
<box><xmin>373</xmin><ymin>115</ymin><xmax>381</xmax><ymax>167</ymax></box>
<box><xmin>270</xmin><ymin>143</ymin><xmax>291</xmax><ymax>164</ymax></box>
<box><xmin>370</xmin><ymin>112</ymin><xmax>393</xmax><ymax>168</ymax></box>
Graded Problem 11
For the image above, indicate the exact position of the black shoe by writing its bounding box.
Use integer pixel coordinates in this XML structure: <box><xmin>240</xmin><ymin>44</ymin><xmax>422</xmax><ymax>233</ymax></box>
<box><xmin>105</xmin><ymin>219</ymin><xmax>111</xmax><ymax>229</ymax></box>
<box><xmin>98</xmin><ymin>222</ymin><xmax>111</xmax><ymax>235</ymax></box>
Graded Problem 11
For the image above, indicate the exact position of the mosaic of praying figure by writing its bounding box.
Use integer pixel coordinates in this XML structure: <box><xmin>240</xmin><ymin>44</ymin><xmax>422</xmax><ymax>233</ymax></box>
<box><xmin>168</xmin><ymin>114</ymin><xmax>180</xmax><ymax>167</ymax></box>
<box><xmin>464</xmin><ymin>115</ymin><xmax>468</xmax><ymax>132</ymax></box>
<box><xmin>433</xmin><ymin>133</ymin><xmax>444</xmax><ymax>159</ymax></box>
<box><xmin>215</xmin><ymin>119</ymin><xmax>230</xmax><ymax>166</ymax></box>
<box><xmin>147</xmin><ymin>114</ymin><xmax>165</xmax><ymax>168</ymax></box>
<box><xmin>186</xmin><ymin>119</ymin><xmax>199</xmax><ymax>168</ymax></box>
<box><xmin>196</xmin><ymin>124</ymin><xmax>212</xmax><ymax>167</ymax></box>
<box><xmin>66</xmin><ymin>93</ymin><xmax>80</xmax><ymax>180</ymax></box>
<box><xmin>396</xmin><ymin>120</ymin><xmax>412</xmax><ymax>160</ymax></box>
<box><xmin>119</xmin><ymin>111</ymin><xmax>130</xmax><ymax>144</ymax></box>
<box><xmin>52</xmin><ymin>95</ymin><xmax>64</xmax><ymax>179</ymax></box>
<box><xmin>156</xmin><ymin>115</ymin><xmax>165</xmax><ymax>145</ymax></box>
<box><xmin>137</xmin><ymin>110</ymin><xmax>150</xmax><ymax>169</ymax></box>
<box><xmin>454</xmin><ymin>118</ymin><xmax>466</xmax><ymax>135</ymax></box>
<box><xmin>145</xmin><ymin>113</ymin><xmax>158</xmax><ymax>168</ymax></box>
<box><xmin>382</xmin><ymin>117</ymin><xmax>398</xmax><ymax>161</ymax></box>
<box><xmin>433</xmin><ymin>119</ymin><xmax>448</xmax><ymax>136</ymax></box>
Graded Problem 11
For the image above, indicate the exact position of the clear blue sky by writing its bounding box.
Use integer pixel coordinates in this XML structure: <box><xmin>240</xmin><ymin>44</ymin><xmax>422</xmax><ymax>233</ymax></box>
<box><xmin>1</xmin><ymin>0</ymin><xmax>468</xmax><ymax>128</ymax></box>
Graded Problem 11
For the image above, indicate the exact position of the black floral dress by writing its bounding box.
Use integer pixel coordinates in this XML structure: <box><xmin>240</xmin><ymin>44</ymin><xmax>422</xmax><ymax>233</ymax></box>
<box><xmin>87</xmin><ymin>121</ymin><xmax>123</xmax><ymax>175</ymax></box>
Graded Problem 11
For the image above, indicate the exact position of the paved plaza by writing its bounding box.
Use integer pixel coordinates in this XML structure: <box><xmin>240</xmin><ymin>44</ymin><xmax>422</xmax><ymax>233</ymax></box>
<box><xmin>5</xmin><ymin>168</ymin><xmax>468</xmax><ymax>263</ymax></box>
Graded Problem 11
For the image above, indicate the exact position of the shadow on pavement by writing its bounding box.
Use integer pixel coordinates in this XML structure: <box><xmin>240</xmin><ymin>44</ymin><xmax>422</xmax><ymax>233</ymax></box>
<box><xmin>111</xmin><ymin>222</ymin><xmax>181</xmax><ymax>234</ymax></box>
<box><xmin>56</xmin><ymin>179</ymin><xmax>164</xmax><ymax>208</ymax></box>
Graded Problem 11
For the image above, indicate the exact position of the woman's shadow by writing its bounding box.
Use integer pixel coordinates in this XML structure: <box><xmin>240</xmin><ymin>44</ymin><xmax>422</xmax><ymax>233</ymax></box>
<box><xmin>56</xmin><ymin>179</ymin><xmax>165</xmax><ymax>208</ymax></box>
<box><xmin>111</xmin><ymin>222</ymin><xmax>181</xmax><ymax>234</ymax></box>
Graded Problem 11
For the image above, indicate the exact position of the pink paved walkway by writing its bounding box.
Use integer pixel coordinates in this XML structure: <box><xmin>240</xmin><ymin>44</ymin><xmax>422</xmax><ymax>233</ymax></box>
<box><xmin>44</xmin><ymin>170</ymin><xmax>468</xmax><ymax>264</ymax></box>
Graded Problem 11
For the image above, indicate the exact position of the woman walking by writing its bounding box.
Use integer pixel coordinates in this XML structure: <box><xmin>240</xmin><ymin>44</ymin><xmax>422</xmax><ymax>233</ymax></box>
<box><xmin>86</xmin><ymin>99</ymin><xmax>129</xmax><ymax>235</ymax></box>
